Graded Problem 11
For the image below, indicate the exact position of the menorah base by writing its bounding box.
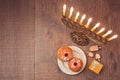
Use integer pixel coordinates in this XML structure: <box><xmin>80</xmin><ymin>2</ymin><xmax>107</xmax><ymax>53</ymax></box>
<box><xmin>71</xmin><ymin>31</ymin><xmax>89</xmax><ymax>46</ymax></box>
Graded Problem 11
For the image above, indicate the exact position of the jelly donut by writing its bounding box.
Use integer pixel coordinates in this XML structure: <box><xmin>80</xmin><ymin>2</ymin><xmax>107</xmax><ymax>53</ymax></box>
<box><xmin>57</xmin><ymin>46</ymin><xmax>73</xmax><ymax>62</ymax></box>
<box><xmin>68</xmin><ymin>57</ymin><xmax>83</xmax><ymax>72</ymax></box>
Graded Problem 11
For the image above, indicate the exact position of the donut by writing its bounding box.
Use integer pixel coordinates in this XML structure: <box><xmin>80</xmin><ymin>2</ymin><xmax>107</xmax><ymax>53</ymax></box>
<box><xmin>68</xmin><ymin>57</ymin><xmax>83</xmax><ymax>72</ymax></box>
<box><xmin>57</xmin><ymin>46</ymin><xmax>73</xmax><ymax>62</ymax></box>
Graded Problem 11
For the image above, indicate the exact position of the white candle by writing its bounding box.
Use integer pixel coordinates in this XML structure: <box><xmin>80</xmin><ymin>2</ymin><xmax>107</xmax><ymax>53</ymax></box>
<box><xmin>68</xmin><ymin>7</ymin><xmax>73</xmax><ymax>19</ymax></box>
<box><xmin>91</xmin><ymin>23</ymin><xmax>100</xmax><ymax>31</ymax></box>
<box><xmin>108</xmin><ymin>35</ymin><xmax>118</xmax><ymax>41</ymax></box>
<box><xmin>63</xmin><ymin>4</ymin><xmax>66</xmax><ymax>16</ymax></box>
<box><xmin>85</xmin><ymin>18</ymin><xmax>92</xmax><ymax>28</ymax></box>
<box><xmin>80</xmin><ymin>14</ymin><xmax>86</xmax><ymax>24</ymax></box>
<box><xmin>102</xmin><ymin>30</ymin><xmax>112</xmax><ymax>38</ymax></box>
<box><xmin>74</xmin><ymin>12</ymin><xmax>80</xmax><ymax>22</ymax></box>
<box><xmin>96</xmin><ymin>28</ymin><xmax>105</xmax><ymax>34</ymax></box>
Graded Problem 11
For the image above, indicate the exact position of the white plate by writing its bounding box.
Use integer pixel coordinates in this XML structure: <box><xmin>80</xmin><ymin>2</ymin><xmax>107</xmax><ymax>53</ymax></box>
<box><xmin>57</xmin><ymin>46</ymin><xmax>87</xmax><ymax>75</ymax></box>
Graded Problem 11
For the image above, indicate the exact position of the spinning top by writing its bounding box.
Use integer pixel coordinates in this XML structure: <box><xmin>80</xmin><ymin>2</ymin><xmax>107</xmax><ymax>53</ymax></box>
<box><xmin>90</xmin><ymin>45</ymin><xmax>101</xmax><ymax>52</ymax></box>
<box><xmin>95</xmin><ymin>53</ymin><xmax>101</xmax><ymax>62</ymax></box>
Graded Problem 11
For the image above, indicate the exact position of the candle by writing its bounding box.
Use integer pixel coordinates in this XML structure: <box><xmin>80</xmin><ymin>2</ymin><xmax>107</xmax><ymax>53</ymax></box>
<box><xmin>74</xmin><ymin>12</ymin><xmax>80</xmax><ymax>22</ymax></box>
<box><xmin>102</xmin><ymin>30</ymin><xmax>112</xmax><ymax>38</ymax></box>
<box><xmin>107</xmin><ymin>35</ymin><xmax>118</xmax><ymax>41</ymax></box>
<box><xmin>63</xmin><ymin>4</ymin><xmax>66</xmax><ymax>16</ymax></box>
<box><xmin>96</xmin><ymin>28</ymin><xmax>105</xmax><ymax>35</ymax></box>
<box><xmin>91</xmin><ymin>23</ymin><xmax>100</xmax><ymax>31</ymax></box>
<box><xmin>85</xmin><ymin>18</ymin><xmax>92</xmax><ymax>28</ymax></box>
<box><xmin>80</xmin><ymin>14</ymin><xmax>86</xmax><ymax>24</ymax></box>
<box><xmin>68</xmin><ymin>7</ymin><xmax>73</xmax><ymax>19</ymax></box>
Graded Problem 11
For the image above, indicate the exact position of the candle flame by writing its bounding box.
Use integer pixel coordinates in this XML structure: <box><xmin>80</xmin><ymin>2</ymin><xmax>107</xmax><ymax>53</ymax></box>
<box><xmin>91</xmin><ymin>23</ymin><xmax>100</xmax><ymax>31</ymax></box>
<box><xmin>68</xmin><ymin>7</ymin><xmax>73</xmax><ymax>19</ymax></box>
<box><xmin>74</xmin><ymin>12</ymin><xmax>80</xmax><ymax>22</ymax></box>
<box><xmin>102</xmin><ymin>30</ymin><xmax>112</xmax><ymax>38</ymax></box>
<box><xmin>108</xmin><ymin>35</ymin><xmax>118</xmax><ymax>41</ymax></box>
<box><xmin>63</xmin><ymin>4</ymin><xmax>66</xmax><ymax>16</ymax></box>
<box><xmin>85</xmin><ymin>18</ymin><xmax>92</xmax><ymax>28</ymax></box>
<box><xmin>96</xmin><ymin>28</ymin><xmax>105</xmax><ymax>34</ymax></box>
<box><xmin>80</xmin><ymin>14</ymin><xmax>86</xmax><ymax>24</ymax></box>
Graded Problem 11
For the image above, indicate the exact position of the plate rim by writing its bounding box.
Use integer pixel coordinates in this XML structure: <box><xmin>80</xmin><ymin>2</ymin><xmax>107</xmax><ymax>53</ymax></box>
<box><xmin>57</xmin><ymin>46</ymin><xmax>87</xmax><ymax>75</ymax></box>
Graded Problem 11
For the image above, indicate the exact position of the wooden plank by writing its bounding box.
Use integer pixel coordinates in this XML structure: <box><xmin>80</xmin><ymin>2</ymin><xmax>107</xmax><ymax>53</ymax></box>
<box><xmin>0</xmin><ymin>0</ymin><xmax>35</xmax><ymax>80</ymax></box>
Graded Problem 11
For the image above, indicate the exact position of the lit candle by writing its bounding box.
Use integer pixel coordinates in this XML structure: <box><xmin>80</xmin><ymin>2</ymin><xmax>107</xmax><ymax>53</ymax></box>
<box><xmin>74</xmin><ymin>12</ymin><xmax>80</xmax><ymax>22</ymax></box>
<box><xmin>96</xmin><ymin>28</ymin><xmax>105</xmax><ymax>34</ymax></box>
<box><xmin>107</xmin><ymin>35</ymin><xmax>118</xmax><ymax>41</ymax></box>
<box><xmin>68</xmin><ymin>7</ymin><xmax>73</xmax><ymax>19</ymax></box>
<box><xmin>91</xmin><ymin>23</ymin><xmax>100</xmax><ymax>31</ymax></box>
<box><xmin>80</xmin><ymin>14</ymin><xmax>86</xmax><ymax>24</ymax></box>
<box><xmin>85</xmin><ymin>18</ymin><xmax>92</xmax><ymax>28</ymax></box>
<box><xmin>63</xmin><ymin>4</ymin><xmax>66</xmax><ymax>16</ymax></box>
<box><xmin>102</xmin><ymin>30</ymin><xmax>112</xmax><ymax>38</ymax></box>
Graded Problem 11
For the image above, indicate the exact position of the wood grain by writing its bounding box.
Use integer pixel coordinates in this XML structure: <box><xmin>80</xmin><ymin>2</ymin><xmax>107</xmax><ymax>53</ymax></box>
<box><xmin>0</xmin><ymin>0</ymin><xmax>120</xmax><ymax>80</ymax></box>
<box><xmin>0</xmin><ymin>0</ymin><xmax>35</xmax><ymax>80</ymax></box>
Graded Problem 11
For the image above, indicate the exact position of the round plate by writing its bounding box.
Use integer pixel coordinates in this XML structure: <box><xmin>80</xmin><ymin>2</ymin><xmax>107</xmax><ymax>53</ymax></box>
<box><xmin>57</xmin><ymin>46</ymin><xmax>87</xmax><ymax>75</ymax></box>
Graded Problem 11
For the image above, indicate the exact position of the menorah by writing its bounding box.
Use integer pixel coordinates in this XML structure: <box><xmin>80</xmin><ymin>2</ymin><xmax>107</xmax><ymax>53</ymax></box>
<box><xmin>61</xmin><ymin>4</ymin><xmax>118</xmax><ymax>46</ymax></box>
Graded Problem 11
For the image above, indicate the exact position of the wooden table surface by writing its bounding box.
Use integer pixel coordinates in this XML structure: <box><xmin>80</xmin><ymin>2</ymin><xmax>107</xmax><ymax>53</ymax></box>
<box><xmin>0</xmin><ymin>0</ymin><xmax>120</xmax><ymax>80</ymax></box>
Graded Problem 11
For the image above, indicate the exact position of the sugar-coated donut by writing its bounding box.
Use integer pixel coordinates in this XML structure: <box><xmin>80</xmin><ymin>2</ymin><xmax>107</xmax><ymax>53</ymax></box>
<box><xmin>68</xmin><ymin>57</ymin><xmax>83</xmax><ymax>72</ymax></box>
<box><xmin>57</xmin><ymin>46</ymin><xmax>73</xmax><ymax>62</ymax></box>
